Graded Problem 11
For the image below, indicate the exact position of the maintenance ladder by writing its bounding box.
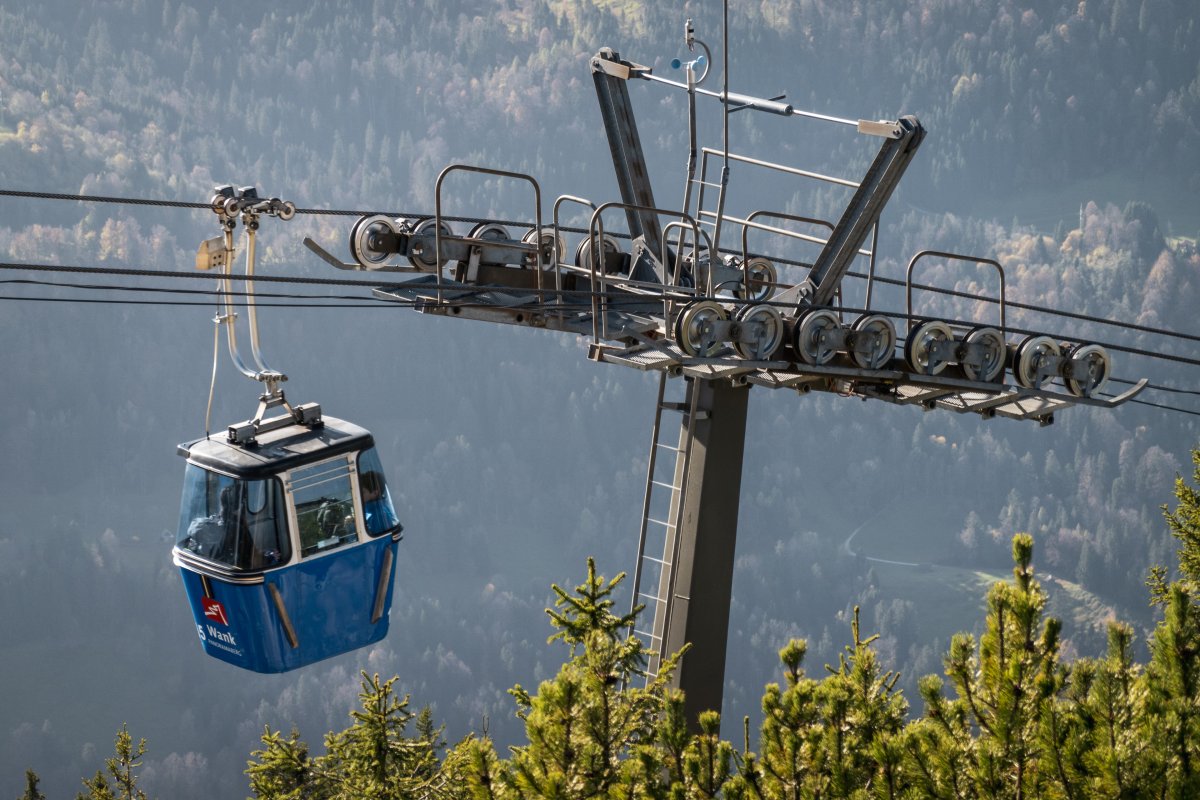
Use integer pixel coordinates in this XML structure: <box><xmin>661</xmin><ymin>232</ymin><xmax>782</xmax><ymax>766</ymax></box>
<box><xmin>629</xmin><ymin>372</ymin><xmax>702</xmax><ymax>683</ymax></box>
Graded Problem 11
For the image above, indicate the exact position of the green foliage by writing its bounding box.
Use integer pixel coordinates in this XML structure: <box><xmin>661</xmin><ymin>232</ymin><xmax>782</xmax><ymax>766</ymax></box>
<box><xmin>252</xmin><ymin>506</ymin><xmax>1200</xmax><ymax>799</ymax></box>
<box><xmin>458</xmin><ymin>559</ymin><xmax>685</xmax><ymax>800</ymax></box>
<box><xmin>1163</xmin><ymin>448</ymin><xmax>1200</xmax><ymax>590</ymax></box>
<box><xmin>54</xmin><ymin>471</ymin><xmax>1200</xmax><ymax>798</ymax></box>
<box><xmin>245</xmin><ymin>673</ymin><xmax>443</xmax><ymax>800</ymax></box>
<box><xmin>18</xmin><ymin>769</ymin><xmax>46</xmax><ymax>800</ymax></box>
<box><xmin>733</xmin><ymin>611</ymin><xmax>908</xmax><ymax>800</ymax></box>
<box><xmin>1144</xmin><ymin>584</ymin><xmax>1200</xmax><ymax>797</ymax></box>
<box><xmin>245</xmin><ymin>728</ymin><xmax>311</xmax><ymax>800</ymax></box>
<box><xmin>75</xmin><ymin>725</ymin><xmax>147</xmax><ymax>800</ymax></box>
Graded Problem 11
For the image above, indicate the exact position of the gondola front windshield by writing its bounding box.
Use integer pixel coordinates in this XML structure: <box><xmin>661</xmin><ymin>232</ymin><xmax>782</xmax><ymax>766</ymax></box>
<box><xmin>176</xmin><ymin>464</ymin><xmax>291</xmax><ymax>571</ymax></box>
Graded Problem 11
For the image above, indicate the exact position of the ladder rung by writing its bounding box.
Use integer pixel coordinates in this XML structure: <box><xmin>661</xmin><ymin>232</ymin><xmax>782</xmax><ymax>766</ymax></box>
<box><xmin>633</xmin><ymin>629</ymin><xmax>663</xmax><ymax>642</ymax></box>
<box><xmin>640</xmin><ymin>555</ymin><xmax>668</xmax><ymax>566</ymax></box>
<box><xmin>691</xmin><ymin>179</ymin><xmax>722</xmax><ymax>188</ymax></box>
<box><xmin>660</xmin><ymin>401</ymin><xmax>689</xmax><ymax>412</ymax></box>
<box><xmin>655</xmin><ymin>442</ymin><xmax>681</xmax><ymax>452</ymax></box>
<box><xmin>638</xmin><ymin>592</ymin><xmax>667</xmax><ymax>605</ymax></box>
<box><xmin>647</xmin><ymin>517</ymin><xmax>676</xmax><ymax>529</ymax></box>
<box><xmin>651</xmin><ymin>479</ymin><xmax>680</xmax><ymax>490</ymax></box>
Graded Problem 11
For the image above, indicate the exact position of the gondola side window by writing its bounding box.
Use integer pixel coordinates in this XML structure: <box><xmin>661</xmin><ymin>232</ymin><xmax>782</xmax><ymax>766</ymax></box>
<box><xmin>177</xmin><ymin>464</ymin><xmax>291</xmax><ymax>570</ymax></box>
<box><xmin>356</xmin><ymin>447</ymin><xmax>402</xmax><ymax>537</ymax></box>
<box><xmin>290</xmin><ymin>457</ymin><xmax>360</xmax><ymax>557</ymax></box>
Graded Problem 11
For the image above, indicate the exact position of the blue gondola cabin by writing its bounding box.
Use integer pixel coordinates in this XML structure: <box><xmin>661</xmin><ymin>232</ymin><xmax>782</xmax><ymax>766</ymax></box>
<box><xmin>173</xmin><ymin>416</ymin><xmax>402</xmax><ymax>673</ymax></box>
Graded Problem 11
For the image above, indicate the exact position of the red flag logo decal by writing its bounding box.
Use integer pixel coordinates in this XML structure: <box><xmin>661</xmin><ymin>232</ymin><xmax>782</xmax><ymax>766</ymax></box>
<box><xmin>202</xmin><ymin>597</ymin><xmax>229</xmax><ymax>627</ymax></box>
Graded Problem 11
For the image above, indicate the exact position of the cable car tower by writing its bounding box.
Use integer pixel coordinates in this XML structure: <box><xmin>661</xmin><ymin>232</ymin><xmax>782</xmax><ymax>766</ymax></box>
<box><xmin>298</xmin><ymin>20</ymin><xmax>1146</xmax><ymax>726</ymax></box>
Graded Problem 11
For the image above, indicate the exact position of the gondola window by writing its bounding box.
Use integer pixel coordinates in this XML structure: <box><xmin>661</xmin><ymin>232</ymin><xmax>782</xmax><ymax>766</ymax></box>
<box><xmin>289</xmin><ymin>457</ymin><xmax>360</xmax><ymax>557</ymax></box>
<box><xmin>176</xmin><ymin>465</ymin><xmax>290</xmax><ymax>570</ymax></box>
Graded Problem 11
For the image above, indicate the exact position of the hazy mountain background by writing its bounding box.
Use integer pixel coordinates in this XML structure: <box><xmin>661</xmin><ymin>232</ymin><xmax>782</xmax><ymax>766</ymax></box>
<box><xmin>2</xmin><ymin>1</ymin><xmax>1199</xmax><ymax>796</ymax></box>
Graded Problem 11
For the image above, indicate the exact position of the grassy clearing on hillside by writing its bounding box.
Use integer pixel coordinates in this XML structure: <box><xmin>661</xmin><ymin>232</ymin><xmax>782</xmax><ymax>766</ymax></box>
<box><xmin>870</xmin><ymin>560</ymin><xmax>996</xmax><ymax>644</ymax></box>
<box><xmin>870</xmin><ymin>558</ymin><xmax>1124</xmax><ymax>661</ymax></box>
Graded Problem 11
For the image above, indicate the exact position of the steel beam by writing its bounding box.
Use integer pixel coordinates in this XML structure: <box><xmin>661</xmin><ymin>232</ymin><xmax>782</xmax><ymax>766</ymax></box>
<box><xmin>591</xmin><ymin>49</ymin><xmax>666</xmax><ymax>275</ymax></box>
<box><xmin>654</xmin><ymin>378</ymin><xmax>749</xmax><ymax>730</ymax></box>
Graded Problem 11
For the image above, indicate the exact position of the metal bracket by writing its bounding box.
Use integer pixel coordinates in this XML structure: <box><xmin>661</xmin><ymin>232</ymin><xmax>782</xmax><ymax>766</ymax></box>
<box><xmin>227</xmin><ymin>390</ymin><xmax>322</xmax><ymax>445</ymax></box>
<box><xmin>590</xmin><ymin>51</ymin><xmax>651</xmax><ymax>81</ymax></box>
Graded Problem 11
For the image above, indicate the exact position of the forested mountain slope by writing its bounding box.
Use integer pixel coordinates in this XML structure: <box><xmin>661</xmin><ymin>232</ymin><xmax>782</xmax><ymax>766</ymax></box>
<box><xmin>1</xmin><ymin>2</ymin><xmax>1198</xmax><ymax>797</ymax></box>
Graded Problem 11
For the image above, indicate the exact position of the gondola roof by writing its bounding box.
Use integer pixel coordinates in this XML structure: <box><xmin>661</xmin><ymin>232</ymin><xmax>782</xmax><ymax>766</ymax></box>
<box><xmin>178</xmin><ymin>415</ymin><xmax>375</xmax><ymax>480</ymax></box>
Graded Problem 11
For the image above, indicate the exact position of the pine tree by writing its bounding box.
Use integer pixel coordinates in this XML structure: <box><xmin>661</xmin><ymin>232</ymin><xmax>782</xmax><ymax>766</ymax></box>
<box><xmin>76</xmin><ymin>725</ymin><xmax>147</xmax><ymax>800</ymax></box>
<box><xmin>1072</xmin><ymin>622</ymin><xmax>1154</xmax><ymax>797</ymax></box>
<box><xmin>679</xmin><ymin>710</ymin><xmax>734</xmax><ymax>800</ymax></box>
<box><xmin>246</xmin><ymin>727</ymin><xmax>313</xmax><ymax>800</ymax></box>
<box><xmin>912</xmin><ymin>534</ymin><xmax>1063</xmax><ymax>799</ymax></box>
<box><xmin>323</xmin><ymin>673</ymin><xmax>440</xmax><ymax>799</ymax></box>
<box><xmin>18</xmin><ymin>769</ymin><xmax>46</xmax><ymax>800</ymax></box>
<box><xmin>732</xmin><ymin>610</ymin><xmax>908</xmax><ymax>800</ymax></box>
<box><xmin>1163</xmin><ymin>447</ymin><xmax>1200</xmax><ymax>589</ymax></box>
<box><xmin>246</xmin><ymin>674</ymin><xmax>443</xmax><ymax>800</ymax></box>
<box><xmin>1143</xmin><ymin>584</ymin><xmax>1200</xmax><ymax>798</ymax></box>
<box><xmin>451</xmin><ymin>557</ymin><xmax>682</xmax><ymax>800</ymax></box>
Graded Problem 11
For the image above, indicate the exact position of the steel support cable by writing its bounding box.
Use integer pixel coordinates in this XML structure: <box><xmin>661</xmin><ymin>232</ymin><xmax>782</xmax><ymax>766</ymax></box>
<box><xmin>3</xmin><ymin>259</ymin><xmax>1200</xmax><ymax>372</ymax></box>
<box><xmin>7</xmin><ymin>187</ymin><xmax>1200</xmax><ymax>352</ymax></box>
<box><xmin>0</xmin><ymin>187</ymin><xmax>558</xmax><ymax>230</ymax></box>
<box><xmin>710</xmin><ymin>246</ymin><xmax>1200</xmax><ymax>347</ymax></box>
<box><xmin>4</xmin><ymin>280</ymin><xmax>1200</xmax><ymax>415</ymax></box>
<box><xmin>0</xmin><ymin>277</ymin><xmax>652</xmax><ymax>314</ymax></box>
<box><xmin>0</xmin><ymin>275</ymin><xmax>391</xmax><ymax>299</ymax></box>
<box><xmin>1110</xmin><ymin>377</ymin><xmax>1200</xmax><ymax>397</ymax></box>
<box><xmin>0</xmin><ymin>260</ymin><xmax>412</xmax><ymax>288</ymax></box>
<box><xmin>788</xmin><ymin>297</ymin><xmax>1200</xmax><ymax>372</ymax></box>
<box><xmin>7</xmin><ymin>295</ymin><xmax>1200</xmax><ymax>417</ymax></box>
<box><xmin>851</xmin><ymin>269</ymin><xmax>1200</xmax><ymax>348</ymax></box>
<box><xmin>4</xmin><ymin>251</ymin><xmax>1200</xmax><ymax>375</ymax></box>
<box><xmin>0</xmin><ymin>295</ymin><xmax>417</xmax><ymax>309</ymax></box>
<box><xmin>0</xmin><ymin>261</ymin><xmax>695</xmax><ymax>309</ymax></box>
<box><xmin>0</xmin><ymin>276</ymin><xmax>401</xmax><ymax>303</ymax></box>
<box><xmin>745</xmin><ymin>250</ymin><xmax>1200</xmax><ymax>347</ymax></box>
<box><xmin>9</xmin><ymin>270</ymin><xmax>1200</xmax><ymax>396</ymax></box>
<box><xmin>0</xmin><ymin>281</ymin><xmax>660</xmax><ymax>314</ymax></box>
<box><xmin>0</xmin><ymin>274</ymin><xmax>654</xmax><ymax>312</ymax></box>
<box><xmin>8</xmin><ymin>296</ymin><xmax>1198</xmax><ymax>419</ymax></box>
<box><xmin>1120</xmin><ymin>397</ymin><xmax>1200</xmax><ymax>418</ymax></box>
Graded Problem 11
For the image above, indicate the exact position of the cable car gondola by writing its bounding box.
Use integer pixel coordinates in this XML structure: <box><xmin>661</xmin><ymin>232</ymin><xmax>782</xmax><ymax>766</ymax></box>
<box><xmin>172</xmin><ymin>186</ymin><xmax>402</xmax><ymax>673</ymax></box>
<box><xmin>174</xmin><ymin>414</ymin><xmax>402</xmax><ymax>673</ymax></box>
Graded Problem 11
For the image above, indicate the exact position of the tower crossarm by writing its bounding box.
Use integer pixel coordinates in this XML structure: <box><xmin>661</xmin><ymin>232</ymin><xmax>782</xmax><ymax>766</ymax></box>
<box><xmin>774</xmin><ymin>115</ymin><xmax>926</xmax><ymax>310</ymax></box>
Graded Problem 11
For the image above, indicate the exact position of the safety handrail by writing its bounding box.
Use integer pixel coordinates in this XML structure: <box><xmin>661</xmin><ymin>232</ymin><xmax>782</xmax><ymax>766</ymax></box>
<box><xmin>553</xmin><ymin>195</ymin><xmax>596</xmax><ymax>308</ymax></box>
<box><xmin>905</xmin><ymin>250</ymin><xmax>1007</xmax><ymax>335</ymax></box>
<box><xmin>434</xmin><ymin>164</ymin><xmax>543</xmax><ymax>305</ymax></box>
<box><xmin>586</xmin><ymin>202</ymin><xmax>703</xmax><ymax>342</ymax></box>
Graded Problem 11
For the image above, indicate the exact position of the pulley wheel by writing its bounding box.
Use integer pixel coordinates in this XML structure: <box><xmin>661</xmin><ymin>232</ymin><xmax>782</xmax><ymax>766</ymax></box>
<box><xmin>674</xmin><ymin>300</ymin><xmax>728</xmax><ymax>357</ymax></box>
<box><xmin>793</xmin><ymin>308</ymin><xmax>842</xmax><ymax>365</ymax></box>
<box><xmin>467</xmin><ymin>222</ymin><xmax>510</xmax><ymax>242</ymax></box>
<box><xmin>522</xmin><ymin>228</ymin><xmax>566</xmax><ymax>269</ymax></box>
<box><xmin>905</xmin><ymin>320</ymin><xmax>954</xmax><ymax>375</ymax></box>
<box><xmin>849</xmin><ymin>313</ymin><xmax>897</xmax><ymax>370</ymax></box>
<box><xmin>408</xmin><ymin>218</ymin><xmax>454</xmax><ymax>271</ymax></box>
<box><xmin>1013</xmin><ymin>335</ymin><xmax>1060</xmax><ymax>389</ymax></box>
<box><xmin>734</xmin><ymin>257</ymin><xmax>777</xmax><ymax>302</ymax></box>
<box><xmin>1062</xmin><ymin>343</ymin><xmax>1111</xmax><ymax>398</ymax></box>
<box><xmin>962</xmin><ymin>326</ymin><xmax>1007</xmax><ymax>383</ymax></box>
<box><xmin>733</xmin><ymin>304</ymin><xmax>785</xmax><ymax>360</ymax></box>
<box><xmin>350</xmin><ymin>214</ymin><xmax>400</xmax><ymax>270</ymax></box>
<box><xmin>575</xmin><ymin>233</ymin><xmax>622</xmax><ymax>274</ymax></box>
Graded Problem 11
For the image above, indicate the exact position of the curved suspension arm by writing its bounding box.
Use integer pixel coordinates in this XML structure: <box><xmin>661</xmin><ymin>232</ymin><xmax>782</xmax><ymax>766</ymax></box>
<box><xmin>241</xmin><ymin>216</ymin><xmax>281</xmax><ymax>379</ymax></box>
<box><xmin>218</xmin><ymin>221</ymin><xmax>262</xmax><ymax>383</ymax></box>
